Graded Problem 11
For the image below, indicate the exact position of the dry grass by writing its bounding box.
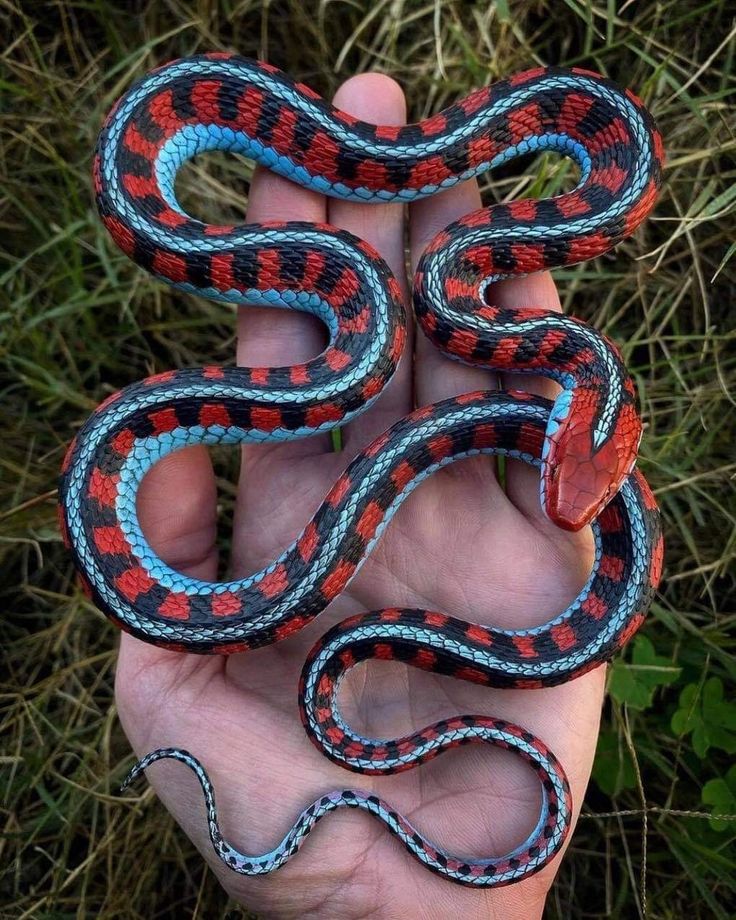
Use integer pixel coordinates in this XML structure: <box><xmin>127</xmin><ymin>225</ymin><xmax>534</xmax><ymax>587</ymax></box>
<box><xmin>1</xmin><ymin>1</ymin><xmax>735</xmax><ymax>917</ymax></box>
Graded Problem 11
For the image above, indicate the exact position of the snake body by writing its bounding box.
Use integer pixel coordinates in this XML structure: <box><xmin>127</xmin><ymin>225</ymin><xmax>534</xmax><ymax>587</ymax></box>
<box><xmin>59</xmin><ymin>54</ymin><xmax>664</xmax><ymax>887</ymax></box>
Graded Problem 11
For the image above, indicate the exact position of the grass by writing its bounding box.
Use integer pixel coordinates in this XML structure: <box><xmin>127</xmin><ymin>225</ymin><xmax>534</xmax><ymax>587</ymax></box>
<box><xmin>1</xmin><ymin>0</ymin><xmax>735</xmax><ymax>916</ymax></box>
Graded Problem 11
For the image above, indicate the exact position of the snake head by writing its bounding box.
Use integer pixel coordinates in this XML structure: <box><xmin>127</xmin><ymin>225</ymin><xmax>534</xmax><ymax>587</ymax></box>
<box><xmin>541</xmin><ymin>386</ymin><xmax>642</xmax><ymax>531</ymax></box>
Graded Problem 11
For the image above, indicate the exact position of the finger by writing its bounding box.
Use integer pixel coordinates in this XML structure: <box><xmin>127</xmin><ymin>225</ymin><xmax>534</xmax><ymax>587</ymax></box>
<box><xmin>119</xmin><ymin>148</ymin><xmax>329</xmax><ymax>679</ymax></box>
<box><xmin>488</xmin><ymin>271</ymin><xmax>565</xmax><ymax>522</ymax></box>
<box><xmin>326</xmin><ymin>73</ymin><xmax>413</xmax><ymax>449</ymax></box>
<box><xmin>409</xmin><ymin>182</ymin><xmax>511</xmax><ymax>501</ymax></box>
<box><xmin>237</xmin><ymin>164</ymin><xmax>331</xmax><ymax>458</ymax></box>
<box><xmin>412</xmin><ymin>183</ymin><xmax>566</xmax><ymax>522</ymax></box>
<box><xmin>410</xmin><ymin>182</ymin><xmax>498</xmax><ymax>407</ymax></box>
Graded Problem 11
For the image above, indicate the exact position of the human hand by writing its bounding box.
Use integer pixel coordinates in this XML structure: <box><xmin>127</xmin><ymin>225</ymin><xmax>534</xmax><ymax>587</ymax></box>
<box><xmin>116</xmin><ymin>72</ymin><xmax>602</xmax><ymax>920</ymax></box>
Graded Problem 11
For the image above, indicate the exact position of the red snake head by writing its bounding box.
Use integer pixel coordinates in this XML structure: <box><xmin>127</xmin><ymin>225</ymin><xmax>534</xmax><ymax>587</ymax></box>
<box><xmin>542</xmin><ymin>387</ymin><xmax>642</xmax><ymax>531</ymax></box>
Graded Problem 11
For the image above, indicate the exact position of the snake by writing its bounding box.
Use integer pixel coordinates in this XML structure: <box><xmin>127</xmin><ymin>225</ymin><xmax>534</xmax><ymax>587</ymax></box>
<box><xmin>59</xmin><ymin>54</ymin><xmax>664</xmax><ymax>887</ymax></box>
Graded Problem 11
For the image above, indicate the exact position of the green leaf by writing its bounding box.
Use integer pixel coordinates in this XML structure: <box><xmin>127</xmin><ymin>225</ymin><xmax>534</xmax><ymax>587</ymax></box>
<box><xmin>702</xmin><ymin>766</ymin><xmax>736</xmax><ymax>832</ymax></box>
<box><xmin>671</xmin><ymin>678</ymin><xmax>736</xmax><ymax>758</ymax></box>
<box><xmin>592</xmin><ymin>730</ymin><xmax>637</xmax><ymax>796</ymax></box>
<box><xmin>609</xmin><ymin>635</ymin><xmax>681</xmax><ymax>710</ymax></box>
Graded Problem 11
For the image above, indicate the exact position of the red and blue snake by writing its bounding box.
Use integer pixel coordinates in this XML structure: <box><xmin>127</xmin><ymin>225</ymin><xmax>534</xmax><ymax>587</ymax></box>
<box><xmin>59</xmin><ymin>54</ymin><xmax>664</xmax><ymax>887</ymax></box>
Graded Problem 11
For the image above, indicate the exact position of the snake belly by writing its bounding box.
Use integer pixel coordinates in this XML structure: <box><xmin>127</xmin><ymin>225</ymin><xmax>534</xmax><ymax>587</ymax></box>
<box><xmin>59</xmin><ymin>54</ymin><xmax>664</xmax><ymax>887</ymax></box>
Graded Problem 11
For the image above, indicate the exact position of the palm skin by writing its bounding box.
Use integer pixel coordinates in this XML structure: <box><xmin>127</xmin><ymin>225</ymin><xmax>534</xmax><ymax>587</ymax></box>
<box><xmin>115</xmin><ymin>74</ymin><xmax>604</xmax><ymax>919</ymax></box>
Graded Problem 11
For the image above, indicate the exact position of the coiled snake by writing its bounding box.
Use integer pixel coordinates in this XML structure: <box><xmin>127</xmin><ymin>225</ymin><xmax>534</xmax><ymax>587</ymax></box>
<box><xmin>59</xmin><ymin>54</ymin><xmax>664</xmax><ymax>887</ymax></box>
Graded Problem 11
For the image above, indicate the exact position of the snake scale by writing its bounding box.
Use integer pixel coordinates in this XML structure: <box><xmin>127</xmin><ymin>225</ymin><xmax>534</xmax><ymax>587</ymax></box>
<box><xmin>59</xmin><ymin>54</ymin><xmax>664</xmax><ymax>887</ymax></box>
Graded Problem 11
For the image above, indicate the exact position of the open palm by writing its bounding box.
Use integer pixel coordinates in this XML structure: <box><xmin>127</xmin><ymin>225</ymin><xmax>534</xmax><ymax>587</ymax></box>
<box><xmin>116</xmin><ymin>73</ymin><xmax>603</xmax><ymax>920</ymax></box>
